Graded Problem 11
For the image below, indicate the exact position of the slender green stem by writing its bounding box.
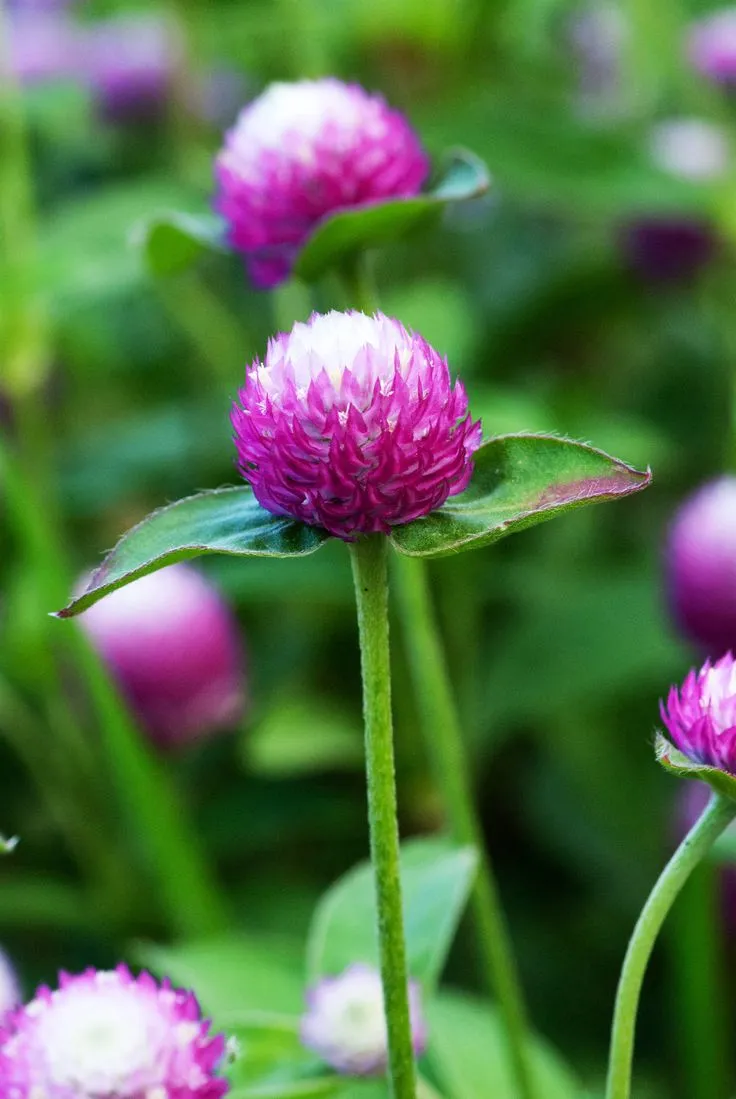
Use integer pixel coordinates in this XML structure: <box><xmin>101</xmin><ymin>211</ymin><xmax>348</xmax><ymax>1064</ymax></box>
<box><xmin>392</xmin><ymin>553</ymin><xmax>536</xmax><ymax>1099</ymax></box>
<box><xmin>669</xmin><ymin>862</ymin><xmax>730</xmax><ymax>1099</ymax></box>
<box><xmin>349</xmin><ymin>534</ymin><xmax>417</xmax><ymax>1099</ymax></box>
<box><xmin>605</xmin><ymin>790</ymin><xmax>736</xmax><ymax>1099</ymax></box>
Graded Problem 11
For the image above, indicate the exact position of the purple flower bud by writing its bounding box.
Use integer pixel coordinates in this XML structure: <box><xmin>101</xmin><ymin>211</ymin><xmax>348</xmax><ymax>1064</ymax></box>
<box><xmin>301</xmin><ymin>964</ymin><xmax>427</xmax><ymax>1075</ymax></box>
<box><xmin>665</xmin><ymin>477</ymin><xmax>736</xmax><ymax>655</ymax></box>
<box><xmin>660</xmin><ymin>653</ymin><xmax>736</xmax><ymax>775</ymax></box>
<box><xmin>619</xmin><ymin>218</ymin><xmax>717</xmax><ymax>284</ymax></box>
<box><xmin>0</xmin><ymin>964</ymin><xmax>229</xmax><ymax>1097</ymax></box>
<box><xmin>79</xmin><ymin>563</ymin><xmax>246</xmax><ymax>748</ymax></box>
<box><xmin>214</xmin><ymin>78</ymin><xmax>430</xmax><ymax>288</ymax></box>
<box><xmin>83</xmin><ymin>14</ymin><xmax>182</xmax><ymax>124</ymax></box>
<box><xmin>231</xmin><ymin>310</ymin><xmax>482</xmax><ymax>540</ymax></box>
<box><xmin>688</xmin><ymin>7</ymin><xmax>736</xmax><ymax>85</ymax></box>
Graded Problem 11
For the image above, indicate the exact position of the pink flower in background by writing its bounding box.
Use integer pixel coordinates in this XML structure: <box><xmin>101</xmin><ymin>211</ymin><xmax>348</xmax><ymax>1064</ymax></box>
<box><xmin>660</xmin><ymin>653</ymin><xmax>736</xmax><ymax>775</ymax></box>
<box><xmin>301</xmin><ymin>963</ymin><xmax>427</xmax><ymax>1075</ymax></box>
<box><xmin>689</xmin><ymin>7</ymin><xmax>736</xmax><ymax>84</ymax></box>
<box><xmin>665</xmin><ymin>477</ymin><xmax>736</xmax><ymax>655</ymax></box>
<box><xmin>7</xmin><ymin>11</ymin><xmax>79</xmax><ymax>86</ymax></box>
<box><xmin>231</xmin><ymin>310</ymin><xmax>482</xmax><ymax>540</ymax></box>
<box><xmin>214</xmin><ymin>78</ymin><xmax>429</xmax><ymax>287</ymax></box>
<box><xmin>79</xmin><ymin>563</ymin><xmax>246</xmax><ymax>748</ymax></box>
<box><xmin>0</xmin><ymin>965</ymin><xmax>228</xmax><ymax>1098</ymax></box>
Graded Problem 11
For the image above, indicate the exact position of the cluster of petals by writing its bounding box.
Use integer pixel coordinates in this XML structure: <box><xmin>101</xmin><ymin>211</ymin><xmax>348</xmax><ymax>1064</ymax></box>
<box><xmin>0</xmin><ymin>965</ymin><xmax>228</xmax><ymax>1099</ymax></box>
<box><xmin>79</xmin><ymin>563</ymin><xmax>247</xmax><ymax>748</ymax></box>
<box><xmin>688</xmin><ymin>7</ymin><xmax>736</xmax><ymax>83</ymax></box>
<box><xmin>300</xmin><ymin>963</ymin><xmax>427</xmax><ymax>1075</ymax></box>
<box><xmin>214</xmin><ymin>78</ymin><xmax>429</xmax><ymax>287</ymax></box>
<box><xmin>660</xmin><ymin>653</ymin><xmax>736</xmax><ymax>775</ymax></box>
<box><xmin>231</xmin><ymin>310</ymin><xmax>482</xmax><ymax>540</ymax></box>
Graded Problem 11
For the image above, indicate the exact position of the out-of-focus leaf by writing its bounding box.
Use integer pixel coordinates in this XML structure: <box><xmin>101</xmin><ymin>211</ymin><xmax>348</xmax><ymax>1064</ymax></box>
<box><xmin>225</xmin><ymin>1017</ymin><xmax>342</xmax><ymax>1097</ymax></box>
<box><xmin>390</xmin><ymin>434</ymin><xmax>651</xmax><ymax>559</ymax></box>
<box><xmin>136</xmin><ymin>936</ymin><xmax>304</xmax><ymax>1022</ymax></box>
<box><xmin>294</xmin><ymin>149</ymin><xmax>490</xmax><ymax>282</ymax></box>
<box><xmin>245</xmin><ymin>696</ymin><xmax>363</xmax><ymax>777</ymax></box>
<box><xmin>306</xmin><ymin>838</ymin><xmax>477</xmax><ymax>991</ymax></box>
<box><xmin>55</xmin><ymin>488</ymin><xmax>330</xmax><ymax>617</ymax></box>
<box><xmin>426</xmin><ymin>991</ymin><xmax>580</xmax><ymax>1099</ymax></box>
<box><xmin>137</xmin><ymin>211</ymin><xmax>228</xmax><ymax>277</ymax></box>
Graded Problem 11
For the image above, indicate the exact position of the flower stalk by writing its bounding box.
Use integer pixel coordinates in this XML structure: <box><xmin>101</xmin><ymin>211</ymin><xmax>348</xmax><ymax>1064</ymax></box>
<box><xmin>605</xmin><ymin>790</ymin><xmax>736</xmax><ymax>1099</ymax></box>
<box><xmin>349</xmin><ymin>533</ymin><xmax>418</xmax><ymax>1099</ymax></box>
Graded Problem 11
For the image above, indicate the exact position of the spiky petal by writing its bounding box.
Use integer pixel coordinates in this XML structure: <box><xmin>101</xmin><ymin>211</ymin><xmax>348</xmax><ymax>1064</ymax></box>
<box><xmin>660</xmin><ymin>653</ymin><xmax>736</xmax><ymax>775</ymax></box>
<box><xmin>300</xmin><ymin>964</ymin><xmax>427</xmax><ymax>1076</ymax></box>
<box><xmin>231</xmin><ymin>310</ymin><xmax>482</xmax><ymax>540</ymax></box>
<box><xmin>0</xmin><ymin>965</ymin><xmax>228</xmax><ymax>1099</ymax></box>
<box><xmin>214</xmin><ymin>79</ymin><xmax>429</xmax><ymax>287</ymax></box>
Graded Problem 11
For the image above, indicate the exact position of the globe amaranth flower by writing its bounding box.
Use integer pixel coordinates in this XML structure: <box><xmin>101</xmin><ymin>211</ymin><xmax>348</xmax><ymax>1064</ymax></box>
<box><xmin>79</xmin><ymin>563</ymin><xmax>246</xmax><ymax>748</ymax></box>
<box><xmin>0</xmin><ymin>965</ymin><xmax>228</xmax><ymax>1099</ymax></box>
<box><xmin>214</xmin><ymin>78</ymin><xmax>430</xmax><ymax>287</ymax></box>
<box><xmin>300</xmin><ymin>964</ymin><xmax>427</xmax><ymax>1075</ymax></box>
<box><xmin>231</xmin><ymin>310</ymin><xmax>482</xmax><ymax>540</ymax></box>
<box><xmin>661</xmin><ymin>653</ymin><xmax>736</xmax><ymax>775</ymax></box>
<box><xmin>688</xmin><ymin>7</ymin><xmax>736</xmax><ymax>84</ymax></box>
<box><xmin>665</xmin><ymin>477</ymin><xmax>736</xmax><ymax>655</ymax></box>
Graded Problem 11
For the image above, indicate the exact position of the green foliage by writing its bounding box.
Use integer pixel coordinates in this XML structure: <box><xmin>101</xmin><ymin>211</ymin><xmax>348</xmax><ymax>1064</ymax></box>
<box><xmin>306</xmin><ymin>838</ymin><xmax>478</xmax><ymax>990</ymax></box>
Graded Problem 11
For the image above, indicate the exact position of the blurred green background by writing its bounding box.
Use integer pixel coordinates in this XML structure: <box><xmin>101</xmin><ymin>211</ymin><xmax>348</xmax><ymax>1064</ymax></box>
<box><xmin>2</xmin><ymin>0</ymin><xmax>736</xmax><ymax>1095</ymax></box>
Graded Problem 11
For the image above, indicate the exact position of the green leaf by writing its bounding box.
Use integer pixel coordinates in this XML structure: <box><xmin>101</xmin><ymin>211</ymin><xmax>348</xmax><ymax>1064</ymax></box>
<box><xmin>294</xmin><ymin>149</ymin><xmax>490</xmax><ymax>283</ymax></box>
<box><xmin>426</xmin><ymin>991</ymin><xmax>580</xmax><ymax>1099</ymax></box>
<box><xmin>136</xmin><ymin>211</ymin><xmax>228</xmax><ymax>277</ymax></box>
<box><xmin>306</xmin><ymin>838</ymin><xmax>477</xmax><ymax>991</ymax></box>
<box><xmin>55</xmin><ymin>487</ymin><xmax>330</xmax><ymax>617</ymax></box>
<box><xmin>225</xmin><ymin>1017</ymin><xmax>341</xmax><ymax>1097</ymax></box>
<box><xmin>390</xmin><ymin>434</ymin><xmax>651</xmax><ymax>559</ymax></box>
<box><xmin>655</xmin><ymin>733</ymin><xmax>736</xmax><ymax>802</ymax></box>
<box><xmin>245</xmin><ymin>695</ymin><xmax>363</xmax><ymax>777</ymax></box>
<box><xmin>135</xmin><ymin>935</ymin><xmax>305</xmax><ymax>1023</ymax></box>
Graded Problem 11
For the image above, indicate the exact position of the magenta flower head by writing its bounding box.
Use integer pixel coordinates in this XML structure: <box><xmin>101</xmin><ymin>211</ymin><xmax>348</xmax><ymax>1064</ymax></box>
<box><xmin>0</xmin><ymin>964</ymin><xmax>228</xmax><ymax>1098</ymax></box>
<box><xmin>665</xmin><ymin>477</ymin><xmax>736</xmax><ymax>655</ymax></box>
<box><xmin>214</xmin><ymin>78</ymin><xmax>430</xmax><ymax>287</ymax></box>
<box><xmin>660</xmin><ymin>653</ymin><xmax>736</xmax><ymax>776</ymax></box>
<box><xmin>231</xmin><ymin>310</ymin><xmax>482</xmax><ymax>540</ymax></box>
<box><xmin>79</xmin><ymin>562</ymin><xmax>246</xmax><ymax>748</ymax></box>
<box><xmin>689</xmin><ymin>7</ymin><xmax>736</xmax><ymax>84</ymax></box>
<box><xmin>300</xmin><ymin>964</ymin><xmax>426</xmax><ymax>1075</ymax></box>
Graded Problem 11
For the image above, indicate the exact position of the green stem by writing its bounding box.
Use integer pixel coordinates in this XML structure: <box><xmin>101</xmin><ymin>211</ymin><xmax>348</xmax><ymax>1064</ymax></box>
<box><xmin>392</xmin><ymin>553</ymin><xmax>536</xmax><ymax>1099</ymax></box>
<box><xmin>349</xmin><ymin>534</ymin><xmax>417</xmax><ymax>1099</ymax></box>
<box><xmin>605</xmin><ymin>790</ymin><xmax>736</xmax><ymax>1099</ymax></box>
<box><xmin>669</xmin><ymin>862</ymin><xmax>730</xmax><ymax>1099</ymax></box>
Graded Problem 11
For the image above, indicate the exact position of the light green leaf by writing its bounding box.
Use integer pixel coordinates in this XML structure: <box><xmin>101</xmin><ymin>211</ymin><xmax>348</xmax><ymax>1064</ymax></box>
<box><xmin>390</xmin><ymin>434</ymin><xmax>651</xmax><ymax>559</ymax></box>
<box><xmin>426</xmin><ymin>991</ymin><xmax>580</xmax><ymax>1099</ymax></box>
<box><xmin>55</xmin><ymin>488</ymin><xmax>330</xmax><ymax>617</ymax></box>
<box><xmin>306</xmin><ymin>839</ymin><xmax>477</xmax><ymax>991</ymax></box>
<box><xmin>294</xmin><ymin>149</ymin><xmax>490</xmax><ymax>283</ymax></box>
<box><xmin>136</xmin><ymin>935</ymin><xmax>305</xmax><ymax>1023</ymax></box>
<box><xmin>136</xmin><ymin>211</ymin><xmax>228</xmax><ymax>277</ymax></box>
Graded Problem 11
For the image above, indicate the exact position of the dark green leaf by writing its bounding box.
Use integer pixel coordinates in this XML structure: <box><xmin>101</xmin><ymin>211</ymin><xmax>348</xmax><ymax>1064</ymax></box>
<box><xmin>55</xmin><ymin>488</ymin><xmax>330</xmax><ymax>617</ymax></box>
<box><xmin>136</xmin><ymin>211</ymin><xmax>228</xmax><ymax>277</ymax></box>
<box><xmin>294</xmin><ymin>149</ymin><xmax>490</xmax><ymax>282</ymax></box>
<box><xmin>426</xmin><ymin>991</ymin><xmax>580</xmax><ymax>1099</ymax></box>
<box><xmin>306</xmin><ymin>838</ymin><xmax>477</xmax><ymax>991</ymax></box>
<box><xmin>655</xmin><ymin>733</ymin><xmax>736</xmax><ymax>802</ymax></box>
<box><xmin>136</xmin><ymin>935</ymin><xmax>305</xmax><ymax>1022</ymax></box>
<box><xmin>390</xmin><ymin>434</ymin><xmax>651</xmax><ymax>559</ymax></box>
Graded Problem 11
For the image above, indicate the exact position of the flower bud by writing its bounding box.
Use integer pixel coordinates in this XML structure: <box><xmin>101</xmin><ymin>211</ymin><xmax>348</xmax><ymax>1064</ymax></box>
<box><xmin>0</xmin><ymin>965</ymin><xmax>228</xmax><ymax>1097</ymax></box>
<box><xmin>214</xmin><ymin>78</ymin><xmax>429</xmax><ymax>287</ymax></box>
<box><xmin>665</xmin><ymin>477</ymin><xmax>736</xmax><ymax>655</ymax></box>
<box><xmin>231</xmin><ymin>310</ymin><xmax>482</xmax><ymax>540</ymax></box>
<box><xmin>301</xmin><ymin>964</ymin><xmax>427</xmax><ymax>1075</ymax></box>
<box><xmin>79</xmin><ymin>563</ymin><xmax>246</xmax><ymax>748</ymax></box>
